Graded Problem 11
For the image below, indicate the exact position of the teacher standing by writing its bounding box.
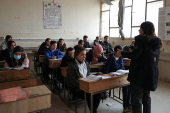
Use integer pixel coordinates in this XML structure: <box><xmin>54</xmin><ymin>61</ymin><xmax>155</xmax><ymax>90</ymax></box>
<box><xmin>117</xmin><ymin>21</ymin><xmax>162</xmax><ymax>113</ymax></box>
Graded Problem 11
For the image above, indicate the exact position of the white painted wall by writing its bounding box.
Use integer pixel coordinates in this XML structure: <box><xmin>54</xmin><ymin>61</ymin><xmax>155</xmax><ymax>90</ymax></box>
<box><xmin>0</xmin><ymin>0</ymin><xmax>100</xmax><ymax>47</ymax></box>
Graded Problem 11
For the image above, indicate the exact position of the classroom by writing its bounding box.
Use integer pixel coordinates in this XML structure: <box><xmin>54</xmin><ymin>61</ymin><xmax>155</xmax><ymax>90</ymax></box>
<box><xmin>0</xmin><ymin>0</ymin><xmax>170</xmax><ymax>113</ymax></box>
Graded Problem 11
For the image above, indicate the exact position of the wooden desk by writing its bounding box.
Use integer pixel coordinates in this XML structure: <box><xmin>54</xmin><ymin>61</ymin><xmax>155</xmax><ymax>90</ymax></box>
<box><xmin>49</xmin><ymin>59</ymin><xmax>62</xmax><ymax>68</ymax></box>
<box><xmin>0</xmin><ymin>85</ymin><xmax>51</xmax><ymax>113</ymax></box>
<box><xmin>39</xmin><ymin>55</ymin><xmax>45</xmax><ymax>63</ymax></box>
<box><xmin>32</xmin><ymin>50</ymin><xmax>38</xmax><ymax>57</ymax></box>
<box><xmin>79</xmin><ymin>74</ymin><xmax>130</xmax><ymax>113</ymax></box>
<box><xmin>0</xmin><ymin>61</ymin><xmax>5</xmax><ymax>68</ymax></box>
<box><xmin>90</xmin><ymin>62</ymin><xmax>105</xmax><ymax>72</ymax></box>
<box><xmin>123</xmin><ymin>58</ymin><xmax>131</xmax><ymax>66</ymax></box>
<box><xmin>0</xmin><ymin>69</ymin><xmax>37</xmax><ymax>90</ymax></box>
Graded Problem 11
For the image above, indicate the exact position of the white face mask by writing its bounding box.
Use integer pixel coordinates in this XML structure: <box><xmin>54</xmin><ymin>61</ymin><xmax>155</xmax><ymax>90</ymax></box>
<box><xmin>46</xmin><ymin>46</ymin><xmax>50</xmax><ymax>48</ymax></box>
<box><xmin>115</xmin><ymin>58</ymin><xmax>119</xmax><ymax>61</ymax></box>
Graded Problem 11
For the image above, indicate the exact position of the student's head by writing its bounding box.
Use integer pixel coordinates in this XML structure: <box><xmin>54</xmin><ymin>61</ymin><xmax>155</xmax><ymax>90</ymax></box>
<box><xmin>129</xmin><ymin>45</ymin><xmax>134</xmax><ymax>52</ymax></box>
<box><xmin>93</xmin><ymin>44</ymin><xmax>103</xmax><ymax>58</ymax></box>
<box><xmin>13</xmin><ymin>46</ymin><xmax>24</xmax><ymax>60</ymax></box>
<box><xmin>78</xmin><ymin>40</ymin><xmax>84</xmax><ymax>47</ymax></box>
<box><xmin>83</xmin><ymin>35</ymin><xmax>88</xmax><ymax>42</ymax></box>
<box><xmin>114</xmin><ymin>45</ymin><xmax>122</xmax><ymax>57</ymax></box>
<box><xmin>5</xmin><ymin>35</ymin><xmax>12</xmax><ymax>42</ymax></box>
<box><xmin>65</xmin><ymin>47</ymin><xmax>74</xmax><ymax>58</ymax></box>
<box><xmin>123</xmin><ymin>45</ymin><xmax>129</xmax><ymax>52</ymax></box>
<box><xmin>96</xmin><ymin>36</ymin><xmax>100</xmax><ymax>42</ymax></box>
<box><xmin>7</xmin><ymin>41</ymin><xmax>16</xmax><ymax>51</ymax></box>
<box><xmin>45</xmin><ymin>38</ymin><xmax>51</xmax><ymax>46</ymax></box>
<box><xmin>58</xmin><ymin>38</ymin><xmax>64</xmax><ymax>46</ymax></box>
<box><xmin>139</xmin><ymin>21</ymin><xmax>155</xmax><ymax>36</ymax></box>
<box><xmin>104</xmin><ymin>35</ymin><xmax>109</xmax><ymax>42</ymax></box>
<box><xmin>131</xmin><ymin>40</ymin><xmax>135</xmax><ymax>46</ymax></box>
<box><xmin>50</xmin><ymin>41</ymin><xmax>57</xmax><ymax>51</ymax></box>
<box><xmin>75</xmin><ymin>47</ymin><xmax>86</xmax><ymax>62</ymax></box>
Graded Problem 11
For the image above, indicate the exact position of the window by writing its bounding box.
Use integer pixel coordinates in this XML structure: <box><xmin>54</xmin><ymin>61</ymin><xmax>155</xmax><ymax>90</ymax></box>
<box><xmin>101</xmin><ymin>0</ymin><xmax>163</xmax><ymax>38</ymax></box>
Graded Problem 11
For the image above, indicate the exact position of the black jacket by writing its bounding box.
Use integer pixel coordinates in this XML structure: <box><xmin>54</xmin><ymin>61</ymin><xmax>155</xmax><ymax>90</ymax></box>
<box><xmin>122</xmin><ymin>35</ymin><xmax>162</xmax><ymax>91</ymax></box>
<box><xmin>84</xmin><ymin>41</ymin><xmax>91</xmax><ymax>48</ymax></box>
<box><xmin>1</xmin><ymin>49</ymin><xmax>10</xmax><ymax>61</ymax></box>
<box><xmin>66</xmin><ymin>59</ymin><xmax>90</xmax><ymax>92</ymax></box>
<box><xmin>38</xmin><ymin>42</ymin><xmax>49</xmax><ymax>55</ymax></box>
<box><xmin>86</xmin><ymin>49</ymin><xmax>107</xmax><ymax>63</ymax></box>
<box><xmin>6</xmin><ymin>57</ymin><xmax>25</xmax><ymax>67</ymax></box>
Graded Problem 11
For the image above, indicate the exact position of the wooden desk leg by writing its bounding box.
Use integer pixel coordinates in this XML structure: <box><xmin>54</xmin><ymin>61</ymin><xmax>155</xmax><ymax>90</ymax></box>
<box><xmin>64</xmin><ymin>77</ymin><xmax>66</xmax><ymax>101</ymax></box>
<box><xmin>91</xmin><ymin>93</ymin><xmax>93</xmax><ymax>113</ymax></box>
<box><xmin>84</xmin><ymin>92</ymin><xmax>86</xmax><ymax>113</ymax></box>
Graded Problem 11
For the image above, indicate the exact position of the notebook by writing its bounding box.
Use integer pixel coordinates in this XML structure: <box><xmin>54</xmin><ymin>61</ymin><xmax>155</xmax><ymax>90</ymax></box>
<box><xmin>110</xmin><ymin>69</ymin><xmax>129</xmax><ymax>76</ymax></box>
<box><xmin>85</xmin><ymin>75</ymin><xmax>110</xmax><ymax>82</ymax></box>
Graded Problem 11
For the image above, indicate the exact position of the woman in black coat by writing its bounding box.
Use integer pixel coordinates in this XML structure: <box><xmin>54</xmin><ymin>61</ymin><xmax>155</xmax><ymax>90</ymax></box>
<box><xmin>118</xmin><ymin>21</ymin><xmax>162</xmax><ymax>113</ymax></box>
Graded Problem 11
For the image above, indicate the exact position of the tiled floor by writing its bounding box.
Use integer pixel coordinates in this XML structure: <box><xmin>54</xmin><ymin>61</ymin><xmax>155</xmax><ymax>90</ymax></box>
<box><xmin>28</xmin><ymin>54</ymin><xmax>170</xmax><ymax>113</ymax></box>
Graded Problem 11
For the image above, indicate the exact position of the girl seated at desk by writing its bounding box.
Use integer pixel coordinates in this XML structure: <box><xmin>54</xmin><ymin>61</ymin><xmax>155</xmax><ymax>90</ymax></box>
<box><xmin>1</xmin><ymin>41</ymin><xmax>16</xmax><ymax>60</ymax></box>
<box><xmin>57</xmin><ymin>38</ymin><xmax>67</xmax><ymax>52</ymax></box>
<box><xmin>104</xmin><ymin>45</ymin><xmax>131</xmax><ymax>113</ymax></box>
<box><xmin>66</xmin><ymin>47</ymin><xmax>101</xmax><ymax>113</ymax></box>
<box><xmin>4</xmin><ymin>46</ymin><xmax>29</xmax><ymax>68</ymax></box>
<box><xmin>38</xmin><ymin>38</ymin><xmax>51</xmax><ymax>55</ymax></box>
<box><xmin>86</xmin><ymin>44</ymin><xmax>107</xmax><ymax>64</ymax></box>
<box><xmin>58</xmin><ymin>47</ymin><xmax>74</xmax><ymax>87</ymax></box>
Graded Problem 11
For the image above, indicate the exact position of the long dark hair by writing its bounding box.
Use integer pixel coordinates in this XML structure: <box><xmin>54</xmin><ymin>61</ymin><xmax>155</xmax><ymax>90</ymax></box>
<box><xmin>140</xmin><ymin>21</ymin><xmax>157</xmax><ymax>42</ymax></box>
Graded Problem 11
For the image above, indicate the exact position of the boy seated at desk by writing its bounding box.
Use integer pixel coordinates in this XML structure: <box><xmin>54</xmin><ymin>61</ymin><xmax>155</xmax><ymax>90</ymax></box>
<box><xmin>86</xmin><ymin>44</ymin><xmax>107</xmax><ymax>64</ymax></box>
<box><xmin>1</xmin><ymin>41</ymin><xmax>16</xmax><ymax>60</ymax></box>
<box><xmin>4</xmin><ymin>46</ymin><xmax>29</xmax><ymax>68</ymax></box>
<box><xmin>66</xmin><ymin>47</ymin><xmax>101</xmax><ymax>113</ymax></box>
<box><xmin>38</xmin><ymin>38</ymin><xmax>51</xmax><ymax>55</ymax></box>
<box><xmin>58</xmin><ymin>47</ymin><xmax>74</xmax><ymax>87</ymax></box>
<box><xmin>93</xmin><ymin>36</ymin><xmax>102</xmax><ymax>47</ymax></box>
<box><xmin>0</xmin><ymin>35</ymin><xmax>12</xmax><ymax>50</ymax></box>
<box><xmin>57</xmin><ymin>38</ymin><xmax>67</xmax><ymax>52</ymax></box>
<box><xmin>45</xmin><ymin>41</ymin><xmax>64</xmax><ymax>67</ymax></box>
<box><xmin>104</xmin><ymin>45</ymin><xmax>131</xmax><ymax>113</ymax></box>
<box><xmin>101</xmin><ymin>35</ymin><xmax>112</xmax><ymax>50</ymax></box>
<box><xmin>74</xmin><ymin>39</ymin><xmax>84</xmax><ymax>50</ymax></box>
<box><xmin>83</xmin><ymin>35</ymin><xmax>91</xmax><ymax>48</ymax></box>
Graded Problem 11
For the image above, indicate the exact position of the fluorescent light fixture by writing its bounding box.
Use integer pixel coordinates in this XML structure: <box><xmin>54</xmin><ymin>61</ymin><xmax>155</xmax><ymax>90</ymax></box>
<box><xmin>101</xmin><ymin>0</ymin><xmax>113</xmax><ymax>5</ymax></box>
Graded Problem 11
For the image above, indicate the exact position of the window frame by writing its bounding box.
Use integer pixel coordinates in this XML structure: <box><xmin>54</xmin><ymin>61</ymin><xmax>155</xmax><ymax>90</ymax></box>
<box><xmin>100</xmin><ymin>0</ymin><xmax>165</xmax><ymax>39</ymax></box>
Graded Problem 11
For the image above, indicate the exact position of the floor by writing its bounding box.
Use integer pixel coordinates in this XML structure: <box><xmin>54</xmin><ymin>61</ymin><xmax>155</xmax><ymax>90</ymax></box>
<box><xmin>28</xmin><ymin>54</ymin><xmax>170</xmax><ymax>113</ymax></box>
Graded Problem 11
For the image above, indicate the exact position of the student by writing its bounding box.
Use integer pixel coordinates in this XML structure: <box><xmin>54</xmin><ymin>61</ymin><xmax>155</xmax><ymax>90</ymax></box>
<box><xmin>86</xmin><ymin>44</ymin><xmax>107</xmax><ymax>64</ymax></box>
<box><xmin>105</xmin><ymin>45</ymin><xmax>131</xmax><ymax>112</ymax></box>
<box><xmin>44</xmin><ymin>41</ymin><xmax>64</xmax><ymax>66</ymax></box>
<box><xmin>66</xmin><ymin>47</ymin><xmax>101</xmax><ymax>113</ymax></box>
<box><xmin>38</xmin><ymin>38</ymin><xmax>51</xmax><ymax>55</ymax></box>
<box><xmin>101</xmin><ymin>35</ymin><xmax>112</xmax><ymax>50</ymax></box>
<box><xmin>57</xmin><ymin>38</ymin><xmax>67</xmax><ymax>52</ymax></box>
<box><xmin>4</xmin><ymin>46</ymin><xmax>29</xmax><ymax>68</ymax></box>
<box><xmin>60</xmin><ymin>47</ymin><xmax>74</xmax><ymax>67</ymax></box>
<box><xmin>129</xmin><ymin>45</ymin><xmax>134</xmax><ymax>52</ymax></box>
<box><xmin>117</xmin><ymin>21</ymin><xmax>162</xmax><ymax>113</ymax></box>
<box><xmin>93</xmin><ymin>36</ymin><xmax>102</xmax><ymax>47</ymax></box>
<box><xmin>131</xmin><ymin>40</ymin><xmax>135</xmax><ymax>46</ymax></box>
<box><xmin>1</xmin><ymin>41</ymin><xmax>16</xmax><ymax>60</ymax></box>
<box><xmin>123</xmin><ymin>45</ymin><xmax>130</xmax><ymax>52</ymax></box>
<box><xmin>1</xmin><ymin>35</ymin><xmax>12</xmax><ymax>50</ymax></box>
<box><xmin>74</xmin><ymin>39</ymin><xmax>84</xmax><ymax>50</ymax></box>
<box><xmin>83</xmin><ymin>35</ymin><xmax>91</xmax><ymax>48</ymax></box>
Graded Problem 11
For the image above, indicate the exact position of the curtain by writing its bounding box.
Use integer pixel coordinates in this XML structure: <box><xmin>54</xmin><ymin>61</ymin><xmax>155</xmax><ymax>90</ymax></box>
<box><xmin>118</xmin><ymin>0</ymin><xmax>125</xmax><ymax>40</ymax></box>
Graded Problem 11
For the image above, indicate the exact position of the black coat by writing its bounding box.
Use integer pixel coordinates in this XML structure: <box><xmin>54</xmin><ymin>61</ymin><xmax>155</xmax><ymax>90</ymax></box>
<box><xmin>122</xmin><ymin>35</ymin><xmax>162</xmax><ymax>91</ymax></box>
<box><xmin>93</xmin><ymin>40</ymin><xmax>102</xmax><ymax>47</ymax></box>
<box><xmin>6</xmin><ymin>57</ymin><xmax>25</xmax><ymax>67</ymax></box>
<box><xmin>83</xmin><ymin>41</ymin><xmax>91</xmax><ymax>48</ymax></box>
<box><xmin>1</xmin><ymin>49</ymin><xmax>10</xmax><ymax>60</ymax></box>
<box><xmin>86</xmin><ymin>49</ymin><xmax>107</xmax><ymax>63</ymax></box>
<box><xmin>38</xmin><ymin>42</ymin><xmax>48</xmax><ymax>55</ymax></box>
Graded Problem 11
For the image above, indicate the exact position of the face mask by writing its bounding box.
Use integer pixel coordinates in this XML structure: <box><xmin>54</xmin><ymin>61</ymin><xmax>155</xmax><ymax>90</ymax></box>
<box><xmin>14</xmin><ymin>55</ymin><xmax>21</xmax><ymax>60</ymax></box>
<box><xmin>46</xmin><ymin>46</ymin><xmax>49</xmax><ymax>48</ymax></box>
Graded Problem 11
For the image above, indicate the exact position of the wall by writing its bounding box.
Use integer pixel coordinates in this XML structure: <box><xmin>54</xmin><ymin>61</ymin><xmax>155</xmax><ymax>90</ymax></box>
<box><xmin>0</xmin><ymin>0</ymin><xmax>100</xmax><ymax>47</ymax></box>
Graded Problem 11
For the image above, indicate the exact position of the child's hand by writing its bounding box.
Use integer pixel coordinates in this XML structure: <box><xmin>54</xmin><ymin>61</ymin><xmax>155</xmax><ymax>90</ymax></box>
<box><xmin>52</xmin><ymin>56</ymin><xmax>56</xmax><ymax>59</ymax></box>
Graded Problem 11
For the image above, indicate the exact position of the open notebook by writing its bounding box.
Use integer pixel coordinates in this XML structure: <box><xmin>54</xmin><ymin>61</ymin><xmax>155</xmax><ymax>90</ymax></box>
<box><xmin>85</xmin><ymin>75</ymin><xmax>110</xmax><ymax>82</ymax></box>
<box><xmin>110</xmin><ymin>69</ymin><xmax>129</xmax><ymax>76</ymax></box>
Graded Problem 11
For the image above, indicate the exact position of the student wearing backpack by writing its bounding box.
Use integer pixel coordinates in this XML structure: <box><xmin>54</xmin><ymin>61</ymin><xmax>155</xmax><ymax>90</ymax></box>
<box><xmin>117</xmin><ymin>21</ymin><xmax>162</xmax><ymax>113</ymax></box>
